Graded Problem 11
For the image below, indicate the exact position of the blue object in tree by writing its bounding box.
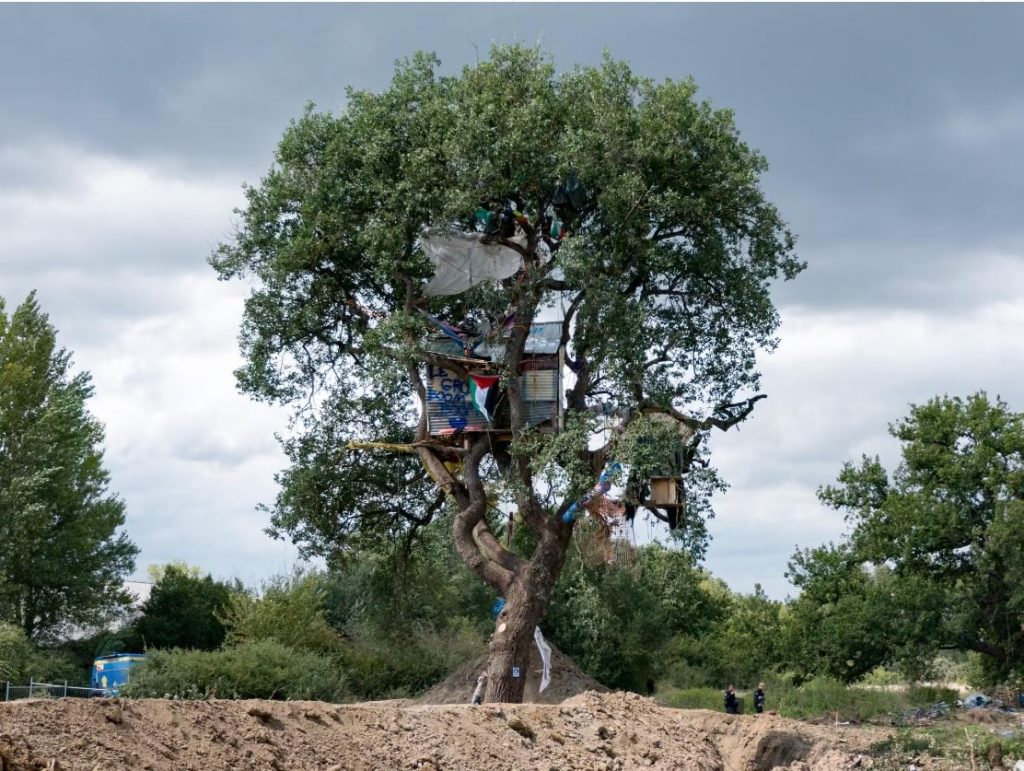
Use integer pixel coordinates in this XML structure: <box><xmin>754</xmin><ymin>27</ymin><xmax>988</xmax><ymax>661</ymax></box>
<box><xmin>491</xmin><ymin>597</ymin><xmax>506</xmax><ymax>618</ymax></box>
<box><xmin>561</xmin><ymin>501</ymin><xmax>580</xmax><ymax>523</ymax></box>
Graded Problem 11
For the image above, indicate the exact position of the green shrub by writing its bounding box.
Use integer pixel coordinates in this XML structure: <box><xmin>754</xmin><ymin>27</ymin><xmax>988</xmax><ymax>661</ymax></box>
<box><xmin>22</xmin><ymin>648</ymin><xmax>86</xmax><ymax>686</ymax></box>
<box><xmin>872</xmin><ymin>726</ymin><xmax>1024</xmax><ymax>766</ymax></box>
<box><xmin>0</xmin><ymin>623</ymin><xmax>23</xmax><ymax>680</ymax></box>
<box><xmin>861</xmin><ymin>666</ymin><xmax>903</xmax><ymax>686</ymax></box>
<box><xmin>120</xmin><ymin>640</ymin><xmax>350</xmax><ymax>701</ymax></box>
<box><xmin>660</xmin><ymin>659</ymin><xmax>720</xmax><ymax>690</ymax></box>
<box><xmin>906</xmin><ymin>685</ymin><xmax>959</xmax><ymax>705</ymax></box>
<box><xmin>925</xmin><ymin>652</ymin><xmax>971</xmax><ymax>685</ymax></box>
<box><xmin>771</xmin><ymin>678</ymin><xmax>959</xmax><ymax>721</ymax></box>
<box><xmin>341</xmin><ymin>619</ymin><xmax>485</xmax><ymax>699</ymax></box>
<box><xmin>221</xmin><ymin>571</ymin><xmax>343</xmax><ymax>655</ymax></box>
<box><xmin>775</xmin><ymin>677</ymin><xmax>896</xmax><ymax>719</ymax></box>
<box><xmin>0</xmin><ymin>623</ymin><xmax>85</xmax><ymax>686</ymax></box>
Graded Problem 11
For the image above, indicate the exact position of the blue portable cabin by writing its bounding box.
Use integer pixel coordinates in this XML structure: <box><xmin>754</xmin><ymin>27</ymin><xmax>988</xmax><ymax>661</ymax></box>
<box><xmin>90</xmin><ymin>653</ymin><xmax>145</xmax><ymax>695</ymax></box>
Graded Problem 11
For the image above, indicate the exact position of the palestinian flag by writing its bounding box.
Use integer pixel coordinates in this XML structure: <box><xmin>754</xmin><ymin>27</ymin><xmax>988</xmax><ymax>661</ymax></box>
<box><xmin>468</xmin><ymin>374</ymin><xmax>502</xmax><ymax>423</ymax></box>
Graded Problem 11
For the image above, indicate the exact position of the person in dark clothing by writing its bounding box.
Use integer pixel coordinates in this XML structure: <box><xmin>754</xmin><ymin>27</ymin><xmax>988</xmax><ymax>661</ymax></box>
<box><xmin>754</xmin><ymin>682</ymin><xmax>766</xmax><ymax>714</ymax></box>
<box><xmin>724</xmin><ymin>684</ymin><xmax>739</xmax><ymax>714</ymax></box>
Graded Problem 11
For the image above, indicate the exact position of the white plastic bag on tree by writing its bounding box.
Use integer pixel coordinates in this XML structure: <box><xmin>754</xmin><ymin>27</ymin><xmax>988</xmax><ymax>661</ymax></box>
<box><xmin>420</xmin><ymin>229</ymin><xmax>524</xmax><ymax>297</ymax></box>
<box><xmin>534</xmin><ymin>626</ymin><xmax>552</xmax><ymax>693</ymax></box>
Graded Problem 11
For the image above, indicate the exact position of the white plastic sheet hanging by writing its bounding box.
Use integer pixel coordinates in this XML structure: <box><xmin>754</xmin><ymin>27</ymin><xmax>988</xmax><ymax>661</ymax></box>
<box><xmin>420</xmin><ymin>228</ymin><xmax>524</xmax><ymax>297</ymax></box>
<box><xmin>537</xmin><ymin>239</ymin><xmax>552</xmax><ymax>265</ymax></box>
<box><xmin>534</xmin><ymin>626</ymin><xmax>552</xmax><ymax>693</ymax></box>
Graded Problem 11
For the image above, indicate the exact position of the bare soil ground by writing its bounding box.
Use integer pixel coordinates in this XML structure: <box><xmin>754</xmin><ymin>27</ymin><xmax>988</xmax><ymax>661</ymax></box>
<box><xmin>0</xmin><ymin>691</ymin><xmax>895</xmax><ymax>771</ymax></box>
<box><xmin>420</xmin><ymin>644</ymin><xmax>607</xmax><ymax>705</ymax></box>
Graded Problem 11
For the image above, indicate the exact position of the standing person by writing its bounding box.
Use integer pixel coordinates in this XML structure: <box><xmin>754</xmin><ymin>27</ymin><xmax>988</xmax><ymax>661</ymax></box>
<box><xmin>754</xmin><ymin>682</ymin><xmax>766</xmax><ymax>714</ymax></box>
<box><xmin>724</xmin><ymin>684</ymin><xmax>739</xmax><ymax>714</ymax></box>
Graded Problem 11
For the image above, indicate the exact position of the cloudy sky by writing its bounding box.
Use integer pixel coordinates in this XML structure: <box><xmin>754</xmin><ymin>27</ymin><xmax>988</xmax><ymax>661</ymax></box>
<box><xmin>2</xmin><ymin>4</ymin><xmax>1022</xmax><ymax>598</ymax></box>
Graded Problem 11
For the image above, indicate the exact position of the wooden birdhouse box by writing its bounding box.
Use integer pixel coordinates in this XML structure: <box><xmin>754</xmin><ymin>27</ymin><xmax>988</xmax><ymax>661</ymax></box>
<box><xmin>647</xmin><ymin>476</ymin><xmax>684</xmax><ymax>509</ymax></box>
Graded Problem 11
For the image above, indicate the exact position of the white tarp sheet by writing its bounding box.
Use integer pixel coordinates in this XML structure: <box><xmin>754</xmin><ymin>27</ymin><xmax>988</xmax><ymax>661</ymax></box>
<box><xmin>421</xmin><ymin>229</ymin><xmax>524</xmax><ymax>297</ymax></box>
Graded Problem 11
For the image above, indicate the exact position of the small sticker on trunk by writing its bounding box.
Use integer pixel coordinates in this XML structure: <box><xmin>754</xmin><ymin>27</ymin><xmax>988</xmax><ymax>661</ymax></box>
<box><xmin>512</xmin><ymin>667</ymin><xmax>521</xmax><ymax>678</ymax></box>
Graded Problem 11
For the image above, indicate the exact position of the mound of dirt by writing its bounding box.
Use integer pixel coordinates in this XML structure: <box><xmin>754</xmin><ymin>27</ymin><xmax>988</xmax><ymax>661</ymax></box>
<box><xmin>420</xmin><ymin>643</ymin><xmax>607</xmax><ymax>705</ymax></box>
<box><xmin>667</xmin><ymin>706</ymin><xmax>880</xmax><ymax>771</ymax></box>
<box><xmin>0</xmin><ymin>691</ymin><xmax>886</xmax><ymax>770</ymax></box>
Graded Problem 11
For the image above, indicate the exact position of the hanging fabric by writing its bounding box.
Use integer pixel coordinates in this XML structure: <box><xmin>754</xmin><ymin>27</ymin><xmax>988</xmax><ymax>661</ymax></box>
<box><xmin>562</xmin><ymin>461</ymin><xmax>623</xmax><ymax>523</ymax></box>
<box><xmin>468</xmin><ymin>374</ymin><xmax>501</xmax><ymax>422</ymax></box>
<box><xmin>534</xmin><ymin>626</ymin><xmax>552</xmax><ymax>693</ymax></box>
<box><xmin>420</xmin><ymin>229</ymin><xmax>524</xmax><ymax>297</ymax></box>
<box><xmin>416</xmin><ymin>308</ymin><xmax>472</xmax><ymax>346</ymax></box>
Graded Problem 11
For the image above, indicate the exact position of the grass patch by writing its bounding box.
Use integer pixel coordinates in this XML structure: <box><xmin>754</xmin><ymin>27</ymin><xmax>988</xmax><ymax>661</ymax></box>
<box><xmin>870</xmin><ymin>724</ymin><xmax>1024</xmax><ymax>768</ymax></box>
<box><xmin>658</xmin><ymin>687</ymin><xmax>745</xmax><ymax>713</ymax></box>
<box><xmin>658</xmin><ymin>677</ymin><xmax>959</xmax><ymax>723</ymax></box>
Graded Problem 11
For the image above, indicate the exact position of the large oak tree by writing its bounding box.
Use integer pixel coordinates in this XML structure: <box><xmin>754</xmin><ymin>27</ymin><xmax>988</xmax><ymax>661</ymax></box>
<box><xmin>212</xmin><ymin>47</ymin><xmax>802</xmax><ymax>702</ymax></box>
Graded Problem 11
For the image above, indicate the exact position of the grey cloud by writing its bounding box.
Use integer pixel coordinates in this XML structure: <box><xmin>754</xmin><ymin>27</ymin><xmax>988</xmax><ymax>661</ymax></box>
<box><xmin>698</xmin><ymin>301</ymin><xmax>1024</xmax><ymax>597</ymax></box>
<box><xmin>171</xmin><ymin>428</ymin><xmax>280</xmax><ymax>468</ymax></box>
<box><xmin>771</xmin><ymin>241</ymin><xmax>1024</xmax><ymax>311</ymax></box>
<box><xmin>5</xmin><ymin>5</ymin><xmax>1022</xmax><ymax>314</ymax></box>
<box><xmin>4</xmin><ymin>270</ymin><xmax>200</xmax><ymax>350</ymax></box>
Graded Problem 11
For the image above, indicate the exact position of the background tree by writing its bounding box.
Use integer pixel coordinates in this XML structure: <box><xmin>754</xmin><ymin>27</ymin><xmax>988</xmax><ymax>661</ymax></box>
<box><xmin>0</xmin><ymin>292</ymin><xmax>137</xmax><ymax>641</ymax></box>
<box><xmin>212</xmin><ymin>46</ymin><xmax>802</xmax><ymax>702</ymax></box>
<box><xmin>810</xmin><ymin>392</ymin><xmax>1024</xmax><ymax>684</ymax></box>
<box><xmin>222</xmin><ymin>570</ymin><xmax>344</xmax><ymax>655</ymax></box>
<box><xmin>697</xmin><ymin>583</ymin><xmax>785</xmax><ymax>687</ymax></box>
<box><xmin>545</xmin><ymin>543</ymin><xmax>723</xmax><ymax>692</ymax></box>
<box><xmin>783</xmin><ymin>544</ymin><xmax>907</xmax><ymax>682</ymax></box>
<box><xmin>0</xmin><ymin>621</ymin><xmax>83</xmax><ymax>686</ymax></box>
<box><xmin>129</xmin><ymin>563</ymin><xmax>234</xmax><ymax>651</ymax></box>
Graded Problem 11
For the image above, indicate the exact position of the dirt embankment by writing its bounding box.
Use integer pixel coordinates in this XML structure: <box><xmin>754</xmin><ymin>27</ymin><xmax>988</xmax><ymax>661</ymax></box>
<box><xmin>420</xmin><ymin>644</ymin><xmax>607</xmax><ymax>705</ymax></box>
<box><xmin>0</xmin><ymin>691</ymin><xmax>884</xmax><ymax>771</ymax></box>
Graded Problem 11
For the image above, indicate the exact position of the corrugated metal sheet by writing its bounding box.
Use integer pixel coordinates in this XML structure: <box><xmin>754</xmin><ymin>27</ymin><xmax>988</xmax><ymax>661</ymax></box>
<box><xmin>473</xmin><ymin>321</ymin><xmax>563</xmax><ymax>359</ymax></box>
<box><xmin>521</xmin><ymin>370</ymin><xmax>558</xmax><ymax>401</ymax></box>
<box><xmin>521</xmin><ymin>322</ymin><xmax>563</xmax><ymax>355</ymax></box>
<box><xmin>523</xmin><ymin>400</ymin><xmax>559</xmax><ymax>426</ymax></box>
<box><xmin>426</xmin><ymin>365</ymin><xmax>489</xmax><ymax>434</ymax></box>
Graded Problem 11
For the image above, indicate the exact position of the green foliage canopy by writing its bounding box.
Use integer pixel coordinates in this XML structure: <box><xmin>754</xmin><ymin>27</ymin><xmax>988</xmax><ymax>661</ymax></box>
<box><xmin>0</xmin><ymin>621</ymin><xmax>83</xmax><ymax>685</ymax></box>
<box><xmin>803</xmin><ymin>393</ymin><xmax>1024</xmax><ymax>683</ymax></box>
<box><xmin>545</xmin><ymin>543</ymin><xmax>724</xmax><ymax>691</ymax></box>
<box><xmin>131</xmin><ymin>563</ymin><xmax>234</xmax><ymax>651</ymax></box>
<box><xmin>222</xmin><ymin>570</ymin><xmax>343</xmax><ymax>655</ymax></box>
<box><xmin>784</xmin><ymin>545</ymin><xmax>909</xmax><ymax>682</ymax></box>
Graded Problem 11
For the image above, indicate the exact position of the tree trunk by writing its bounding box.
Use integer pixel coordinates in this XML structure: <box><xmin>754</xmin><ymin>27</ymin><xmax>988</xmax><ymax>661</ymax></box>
<box><xmin>483</xmin><ymin>525</ymin><xmax>570</xmax><ymax>703</ymax></box>
<box><xmin>484</xmin><ymin>581</ymin><xmax>543</xmax><ymax>703</ymax></box>
<box><xmin>422</xmin><ymin>402</ymin><xmax>573</xmax><ymax>704</ymax></box>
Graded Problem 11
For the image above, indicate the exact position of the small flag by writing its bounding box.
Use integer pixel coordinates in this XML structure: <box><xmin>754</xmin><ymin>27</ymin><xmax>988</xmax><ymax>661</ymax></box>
<box><xmin>468</xmin><ymin>374</ymin><xmax>501</xmax><ymax>422</ymax></box>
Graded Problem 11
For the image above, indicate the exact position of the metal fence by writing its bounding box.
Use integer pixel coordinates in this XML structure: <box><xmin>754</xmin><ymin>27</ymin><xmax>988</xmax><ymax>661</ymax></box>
<box><xmin>3</xmin><ymin>679</ymin><xmax>106</xmax><ymax>701</ymax></box>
